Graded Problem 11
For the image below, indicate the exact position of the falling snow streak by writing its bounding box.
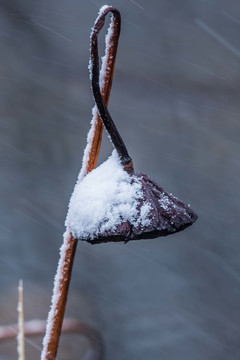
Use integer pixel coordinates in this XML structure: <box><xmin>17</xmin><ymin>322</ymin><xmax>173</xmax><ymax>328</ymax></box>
<box><xmin>31</xmin><ymin>19</ymin><xmax>72</xmax><ymax>42</ymax></box>
<box><xmin>196</xmin><ymin>19</ymin><xmax>240</xmax><ymax>59</ymax></box>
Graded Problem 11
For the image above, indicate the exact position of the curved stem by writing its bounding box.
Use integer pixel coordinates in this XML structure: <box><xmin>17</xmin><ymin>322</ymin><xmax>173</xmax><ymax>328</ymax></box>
<box><xmin>86</xmin><ymin>7</ymin><xmax>121</xmax><ymax>173</ymax></box>
<box><xmin>90</xmin><ymin>7</ymin><xmax>132</xmax><ymax>167</ymax></box>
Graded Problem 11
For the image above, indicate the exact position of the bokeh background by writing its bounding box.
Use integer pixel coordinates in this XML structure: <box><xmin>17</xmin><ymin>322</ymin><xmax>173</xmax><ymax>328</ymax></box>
<box><xmin>0</xmin><ymin>0</ymin><xmax>240</xmax><ymax>359</ymax></box>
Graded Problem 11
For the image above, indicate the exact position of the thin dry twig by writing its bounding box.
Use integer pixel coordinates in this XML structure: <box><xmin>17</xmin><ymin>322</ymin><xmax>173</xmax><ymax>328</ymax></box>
<box><xmin>17</xmin><ymin>279</ymin><xmax>25</xmax><ymax>360</ymax></box>
<box><xmin>0</xmin><ymin>318</ymin><xmax>103</xmax><ymax>360</ymax></box>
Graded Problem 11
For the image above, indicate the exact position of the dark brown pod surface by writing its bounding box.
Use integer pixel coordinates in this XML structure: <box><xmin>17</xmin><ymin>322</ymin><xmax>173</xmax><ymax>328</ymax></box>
<box><xmin>87</xmin><ymin>172</ymin><xmax>197</xmax><ymax>244</ymax></box>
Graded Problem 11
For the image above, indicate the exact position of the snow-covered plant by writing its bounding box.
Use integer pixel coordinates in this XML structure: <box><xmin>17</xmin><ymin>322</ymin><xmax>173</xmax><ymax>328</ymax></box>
<box><xmin>40</xmin><ymin>5</ymin><xmax>197</xmax><ymax>360</ymax></box>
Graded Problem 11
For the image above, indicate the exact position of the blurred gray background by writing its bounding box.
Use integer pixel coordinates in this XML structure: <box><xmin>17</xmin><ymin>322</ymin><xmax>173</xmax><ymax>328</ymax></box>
<box><xmin>0</xmin><ymin>0</ymin><xmax>240</xmax><ymax>359</ymax></box>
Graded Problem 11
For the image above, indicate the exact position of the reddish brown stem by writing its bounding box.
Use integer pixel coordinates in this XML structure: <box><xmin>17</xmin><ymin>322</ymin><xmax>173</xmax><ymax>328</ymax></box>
<box><xmin>41</xmin><ymin>234</ymin><xmax>78</xmax><ymax>360</ymax></box>
<box><xmin>40</xmin><ymin>7</ymin><xmax>120</xmax><ymax>360</ymax></box>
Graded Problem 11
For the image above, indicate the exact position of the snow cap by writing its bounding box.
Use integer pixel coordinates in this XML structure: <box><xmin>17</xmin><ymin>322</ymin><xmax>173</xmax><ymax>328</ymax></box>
<box><xmin>66</xmin><ymin>151</ymin><xmax>197</xmax><ymax>244</ymax></box>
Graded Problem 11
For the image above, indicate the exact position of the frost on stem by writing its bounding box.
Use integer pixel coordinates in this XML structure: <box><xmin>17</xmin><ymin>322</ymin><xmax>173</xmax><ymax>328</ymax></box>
<box><xmin>77</xmin><ymin>105</ymin><xmax>99</xmax><ymax>182</ymax></box>
<box><xmin>41</xmin><ymin>231</ymin><xmax>75</xmax><ymax>360</ymax></box>
<box><xmin>88</xmin><ymin>4</ymin><xmax>114</xmax><ymax>82</ymax></box>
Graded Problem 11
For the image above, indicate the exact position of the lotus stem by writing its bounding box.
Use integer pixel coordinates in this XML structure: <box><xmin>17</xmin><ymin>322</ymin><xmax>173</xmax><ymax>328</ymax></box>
<box><xmin>40</xmin><ymin>7</ymin><xmax>120</xmax><ymax>360</ymax></box>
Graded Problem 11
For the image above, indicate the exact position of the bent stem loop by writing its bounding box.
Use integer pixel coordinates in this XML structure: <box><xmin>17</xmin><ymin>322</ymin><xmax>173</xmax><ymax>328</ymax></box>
<box><xmin>90</xmin><ymin>7</ymin><xmax>133</xmax><ymax>169</ymax></box>
<box><xmin>41</xmin><ymin>6</ymin><xmax>121</xmax><ymax>360</ymax></box>
<box><xmin>87</xmin><ymin>6</ymin><xmax>121</xmax><ymax>173</ymax></box>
